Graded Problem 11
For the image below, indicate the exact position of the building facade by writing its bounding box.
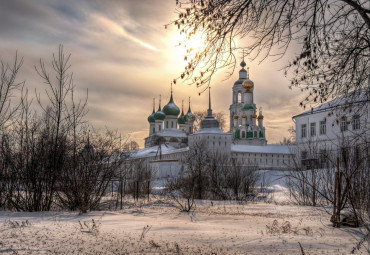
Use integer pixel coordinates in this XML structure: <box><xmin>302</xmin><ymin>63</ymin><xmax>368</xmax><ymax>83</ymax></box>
<box><xmin>138</xmin><ymin>59</ymin><xmax>295</xmax><ymax>179</ymax></box>
<box><xmin>293</xmin><ymin>90</ymin><xmax>370</xmax><ymax>168</ymax></box>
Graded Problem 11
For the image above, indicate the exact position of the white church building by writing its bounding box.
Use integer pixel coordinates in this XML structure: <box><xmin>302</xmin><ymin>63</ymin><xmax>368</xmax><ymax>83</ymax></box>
<box><xmin>128</xmin><ymin>59</ymin><xmax>296</xmax><ymax>179</ymax></box>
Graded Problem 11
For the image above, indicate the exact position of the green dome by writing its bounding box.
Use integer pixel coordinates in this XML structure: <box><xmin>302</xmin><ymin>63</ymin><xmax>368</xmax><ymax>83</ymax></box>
<box><xmin>163</xmin><ymin>94</ymin><xmax>180</xmax><ymax>116</ymax></box>
<box><xmin>154</xmin><ymin>106</ymin><xmax>166</xmax><ymax>120</ymax></box>
<box><xmin>242</xmin><ymin>104</ymin><xmax>255</xmax><ymax>111</ymax></box>
<box><xmin>177</xmin><ymin>110</ymin><xmax>186</xmax><ymax>124</ymax></box>
<box><xmin>147</xmin><ymin>110</ymin><xmax>155</xmax><ymax>123</ymax></box>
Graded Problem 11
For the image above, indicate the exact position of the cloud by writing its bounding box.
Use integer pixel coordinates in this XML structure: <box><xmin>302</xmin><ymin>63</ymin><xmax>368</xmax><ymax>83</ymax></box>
<box><xmin>92</xmin><ymin>14</ymin><xmax>159</xmax><ymax>52</ymax></box>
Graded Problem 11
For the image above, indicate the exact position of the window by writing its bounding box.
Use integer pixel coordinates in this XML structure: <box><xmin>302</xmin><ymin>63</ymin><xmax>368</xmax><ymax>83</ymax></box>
<box><xmin>310</xmin><ymin>122</ymin><xmax>316</xmax><ymax>136</ymax></box>
<box><xmin>171</xmin><ymin>121</ymin><xmax>174</xmax><ymax>128</ymax></box>
<box><xmin>319</xmin><ymin>120</ymin><xmax>326</xmax><ymax>135</ymax></box>
<box><xmin>237</xmin><ymin>92</ymin><xmax>242</xmax><ymax>103</ymax></box>
<box><xmin>253</xmin><ymin>131</ymin><xmax>257</xmax><ymax>138</ymax></box>
<box><xmin>158</xmin><ymin>125</ymin><xmax>161</xmax><ymax>131</ymax></box>
<box><xmin>152</xmin><ymin>127</ymin><xmax>155</xmax><ymax>133</ymax></box>
<box><xmin>352</xmin><ymin>115</ymin><xmax>360</xmax><ymax>130</ymax></box>
<box><xmin>340</xmin><ymin>117</ymin><xmax>347</xmax><ymax>132</ymax></box>
<box><xmin>301</xmin><ymin>124</ymin><xmax>307</xmax><ymax>138</ymax></box>
<box><xmin>166</xmin><ymin>121</ymin><xmax>168</xmax><ymax>128</ymax></box>
<box><xmin>242</xmin><ymin>131</ymin><xmax>246</xmax><ymax>138</ymax></box>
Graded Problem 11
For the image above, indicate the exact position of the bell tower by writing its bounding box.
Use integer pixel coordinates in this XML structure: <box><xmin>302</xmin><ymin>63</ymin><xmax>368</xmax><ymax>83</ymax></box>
<box><xmin>229</xmin><ymin>57</ymin><xmax>267</xmax><ymax>145</ymax></box>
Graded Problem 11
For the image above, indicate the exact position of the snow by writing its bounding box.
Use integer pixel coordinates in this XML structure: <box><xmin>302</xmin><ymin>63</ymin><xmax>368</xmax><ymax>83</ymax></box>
<box><xmin>0</xmin><ymin>171</ymin><xmax>367</xmax><ymax>254</ymax></box>
<box><xmin>293</xmin><ymin>89</ymin><xmax>368</xmax><ymax>118</ymax></box>
<box><xmin>194</xmin><ymin>127</ymin><xmax>227</xmax><ymax>134</ymax></box>
<box><xmin>232</xmin><ymin>144</ymin><xmax>295</xmax><ymax>154</ymax></box>
<box><xmin>155</xmin><ymin>128</ymin><xmax>187</xmax><ymax>138</ymax></box>
<box><xmin>0</xmin><ymin>199</ymin><xmax>365</xmax><ymax>254</ymax></box>
<box><xmin>130</xmin><ymin>145</ymin><xmax>188</xmax><ymax>159</ymax></box>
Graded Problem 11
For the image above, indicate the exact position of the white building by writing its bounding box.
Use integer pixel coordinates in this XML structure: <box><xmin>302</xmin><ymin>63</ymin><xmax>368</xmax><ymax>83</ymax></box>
<box><xmin>293</xmin><ymin>90</ymin><xmax>369</xmax><ymax>167</ymax></box>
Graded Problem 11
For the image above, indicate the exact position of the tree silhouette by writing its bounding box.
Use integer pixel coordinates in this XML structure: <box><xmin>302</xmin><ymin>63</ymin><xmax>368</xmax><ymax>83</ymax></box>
<box><xmin>169</xmin><ymin>0</ymin><xmax>369</xmax><ymax>107</ymax></box>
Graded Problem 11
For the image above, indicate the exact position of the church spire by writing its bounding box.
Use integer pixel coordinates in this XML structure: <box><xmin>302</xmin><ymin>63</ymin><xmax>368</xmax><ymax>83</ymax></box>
<box><xmin>169</xmin><ymin>82</ymin><xmax>174</xmax><ymax>102</ymax></box>
<box><xmin>158</xmin><ymin>94</ymin><xmax>162</xmax><ymax>110</ymax></box>
<box><xmin>187</xmin><ymin>96</ymin><xmax>192</xmax><ymax>113</ymax></box>
<box><xmin>152</xmin><ymin>98</ymin><xmax>155</xmax><ymax>113</ymax></box>
<box><xmin>239</xmin><ymin>50</ymin><xmax>247</xmax><ymax>79</ymax></box>
<box><xmin>207</xmin><ymin>87</ymin><xmax>212</xmax><ymax>117</ymax></box>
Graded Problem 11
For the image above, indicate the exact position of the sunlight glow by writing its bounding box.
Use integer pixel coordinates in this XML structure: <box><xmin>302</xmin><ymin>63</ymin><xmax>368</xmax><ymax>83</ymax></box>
<box><xmin>93</xmin><ymin>14</ymin><xmax>159</xmax><ymax>52</ymax></box>
<box><xmin>172</xmin><ymin>32</ymin><xmax>207</xmax><ymax>64</ymax></box>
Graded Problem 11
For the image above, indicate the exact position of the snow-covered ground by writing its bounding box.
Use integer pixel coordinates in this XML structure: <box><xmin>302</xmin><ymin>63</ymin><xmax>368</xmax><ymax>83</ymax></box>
<box><xmin>0</xmin><ymin>171</ymin><xmax>367</xmax><ymax>254</ymax></box>
<box><xmin>1</xmin><ymin>200</ymin><xmax>367</xmax><ymax>254</ymax></box>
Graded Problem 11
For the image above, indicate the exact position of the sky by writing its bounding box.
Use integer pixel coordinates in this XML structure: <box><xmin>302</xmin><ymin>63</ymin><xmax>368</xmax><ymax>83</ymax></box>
<box><xmin>0</xmin><ymin>0</ymin><xmax>304</xmax><ymax>147</ymax></box>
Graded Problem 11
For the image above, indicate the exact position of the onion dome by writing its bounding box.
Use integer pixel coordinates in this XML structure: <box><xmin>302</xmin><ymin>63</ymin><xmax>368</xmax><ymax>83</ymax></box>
<box><xmin>252</xmin><ymin>113</ymin><xmax>257</xmax><ymax>119</ymax></box>
<box><xmin>185</xmin><ymin>97</ymin><xmax>195</xmax><ymax>122</ymax></box>
<box><xmin>154</xmin><ymin>96</ymin><xmax>166</xmax><ymax>120</ymax></box>
<box><xmin>242</xmin><ymin>79</ymin><xmax>254</xmax><ymax>90</ymax></box>
<box><xmin>177</xmin><ymin>101</ymin><xmax>186</xmax><ymax>124</ymax></box>
<box><xmin>147</xmin><ymin>98</ymin><xmax>156</xmax><ymax>123</ymax></box>
<box><xmin>148</xmin><ymin>110</ymin><xmax>155</xmax><ymax>123</ymax></box>
<box><xmin>240</xmin><ymin>59</ymin><xmax>246</xmax><ymax>68</ymax></box>
<box><xmin>241</xmin><ymin>112</ymin><xmax>247</xmax><ymax>118</ymax></box>
<box><xmin>163</xmin><ymin>89</ymin><xmax>180</xmax><ymax>116</ymax></box>
<box><xmin>233</xmin><ymin>114</ymin><xmax>239</xmax><ymax>119</ymax></box>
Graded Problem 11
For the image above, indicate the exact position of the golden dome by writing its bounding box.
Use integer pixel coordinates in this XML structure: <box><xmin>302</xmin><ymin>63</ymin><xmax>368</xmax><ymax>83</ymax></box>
<box><xmin>252</xmin><ymin>113</ymin><xmax>257</xmax><ymax>118</ymax></box>
<box><xmin>258</xmin><ymin>113</ymin><xmax>264</xmax><ymax>119</ymax></box>
<box><xmin>233</xmin><ymin>114</ymin><xmax>238</xmax><ymax>119</ymax></box>
<box><xmin>241</xmin><ymin>112</ymin><xmax>247</xmax><ymax>118</ymax></box>
<box><xmin>242</xmin><ymin>79</ymin><xmax>254</xmax><ymax>90</ymax></box>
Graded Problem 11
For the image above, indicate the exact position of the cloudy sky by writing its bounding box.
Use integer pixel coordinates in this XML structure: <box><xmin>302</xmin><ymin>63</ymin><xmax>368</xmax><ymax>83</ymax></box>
<box><xmin>0</xmin><ymin>0</ymin><xmax>304</xmax><ymax>147</ymax></box>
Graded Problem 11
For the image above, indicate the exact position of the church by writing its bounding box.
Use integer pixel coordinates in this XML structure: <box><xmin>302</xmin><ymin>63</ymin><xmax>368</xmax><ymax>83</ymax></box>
<box><xmin>128</xmin><ymin>58</ymin><xmax>295</xmax><ymax>179</ymax></box>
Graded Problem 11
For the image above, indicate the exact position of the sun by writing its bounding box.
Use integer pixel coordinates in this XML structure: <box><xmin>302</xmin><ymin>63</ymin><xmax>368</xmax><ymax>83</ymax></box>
<box><xmin>172</xmin><ymin>31</ymin><xmax>207</xmax><ymax>64</ymax></box>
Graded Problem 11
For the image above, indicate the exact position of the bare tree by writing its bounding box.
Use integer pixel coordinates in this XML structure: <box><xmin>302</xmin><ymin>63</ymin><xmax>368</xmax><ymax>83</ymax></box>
<box><xmin>169</xmin><ymin>0</ymin><xmax>369</xmax><ymax>107</ymax></box>
<box><xmin>0</xmin><ymin>53</ymin><xmax>23</xmax><ymax>130</ymax></box>
<box><xmin>287</xmin><ymin>135</ymin><xmax>370</xmax><ymax>251</ymax></box>
<box><xmin>34</xmin><ymin>45</ymin><xmax>88</xmax><ymax>210</ymax></box>
<box><xmin>57</xmin><ymin>129</ymin><xmax>123</xmax><ymax>213</ymax></box>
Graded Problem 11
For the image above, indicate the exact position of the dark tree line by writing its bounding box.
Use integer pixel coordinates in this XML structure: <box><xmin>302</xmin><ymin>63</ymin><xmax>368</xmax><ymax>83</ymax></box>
<box><xmin>0</xmin><ymin>46</ymin><xmax>127</xmax><ymax>213</ymax></box>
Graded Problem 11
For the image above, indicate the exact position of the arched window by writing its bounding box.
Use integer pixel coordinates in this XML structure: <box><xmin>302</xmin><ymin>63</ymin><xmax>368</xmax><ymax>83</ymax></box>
<box><xmin>237</xmin><ymin>92</ymin><xmax>242</xmax><ymax>103</ymax></box>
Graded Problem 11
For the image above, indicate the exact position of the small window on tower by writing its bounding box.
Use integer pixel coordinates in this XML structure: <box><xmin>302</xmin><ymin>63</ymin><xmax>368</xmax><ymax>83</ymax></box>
<box><xmin>237</xmin><ymin>92</ymin><xmax>242</xmax><ymax>103</ymax></box>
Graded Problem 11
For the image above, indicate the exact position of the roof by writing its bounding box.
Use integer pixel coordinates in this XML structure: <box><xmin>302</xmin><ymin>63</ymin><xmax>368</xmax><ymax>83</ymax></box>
<box><xmin>154</xmin><ymin>128</ymin><xmax>187</xmax><ymax>138</ymax></box>
<box><xmin>194</xmin><ymin>127</ymin><xmax>229</xmax><ymax>135</ymax></box>
<box><xmin>130</xmin><ymin>145</ymin><xmax>188</xmax><ymax>159</ymax></box>
<box><xmin>231</xmin><ymin>144</ymin><xmax>295</xmax><ymax>154</ymax></box>
<box><xmin>293</xmin><ymin>90</ymin><xmax>369</xmax><ymax>119</ymax></box>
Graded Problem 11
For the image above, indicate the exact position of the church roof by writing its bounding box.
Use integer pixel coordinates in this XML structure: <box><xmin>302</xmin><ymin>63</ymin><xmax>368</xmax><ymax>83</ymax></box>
<box><xmin>154</xmin><ymin>128</ymin><xmax>187</xmax><ymax>138</ymax></box>
<box><xmin>194</xmin><ymin>127</ymin><xmax>227</xmax><ymax>134</ymax></box>
<box><xmin>130</xmin><ymin>145</ymin><xmax>189</xmax><ymax>159</ymax></box>
<box><xmin>231</xmin><ymin>144</ymin><xmax>295</xmax><ymax>154</ymax></box>
<box><xmin>292</xmin><ymin>89</ymin><xmax>368</xmax><ymax>119</ymax></box>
